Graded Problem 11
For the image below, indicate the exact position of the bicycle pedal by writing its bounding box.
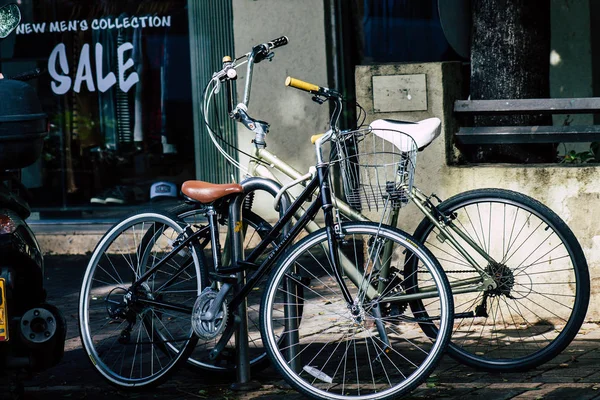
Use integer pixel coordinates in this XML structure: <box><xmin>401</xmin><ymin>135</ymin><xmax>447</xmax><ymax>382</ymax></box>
<box><xmin>209</xmin><ymin>272</ymin><xmax>238</xmax><ymax>283</ymax></box>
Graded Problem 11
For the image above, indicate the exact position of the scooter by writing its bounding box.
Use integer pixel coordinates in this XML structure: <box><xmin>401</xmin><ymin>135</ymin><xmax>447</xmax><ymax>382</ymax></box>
<box><xmin>0</xmin><ymin>3</ymin><xmax>66</xmax><ymax>397</ymax></box>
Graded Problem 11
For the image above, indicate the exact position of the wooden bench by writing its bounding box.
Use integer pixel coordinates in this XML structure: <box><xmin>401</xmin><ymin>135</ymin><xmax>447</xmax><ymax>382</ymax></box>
<box><xmin>454</xmin><ymin>98</ymin><xmax>600</xmax><ymax>144</ymax></box>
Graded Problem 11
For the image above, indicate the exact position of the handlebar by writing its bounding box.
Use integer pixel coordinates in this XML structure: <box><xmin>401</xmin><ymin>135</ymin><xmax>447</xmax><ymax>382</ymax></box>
<box><xmin>285</xmin><ymin>77</ymin><xmax>320</xmax><ymax>94</ymax></box>
<box><xmin>267</xmin><ymin>36</ymin><xmax>288</xmax><ymax>50</ymax></box>
<box><xmin>243</xmin><ymin>36</ymin><xmax>289</xmax><ymax>105</ymax></box>
<box><xmin>202</xmin><ymin>37</ymin><xmax>292</xmax><ymax>172</ymax></box>
<box><xmin>252</xmin><ymin>36</ymin><xmax>289</xmax><ymax>62</ymax></box>
<box><xmin>205</xmin><ymin>36</ymin><xmax>342</xmax><ymax>155</ymax></box>
<box><xmin>285</xmin><ymin>75</ymin><xmax>340</xmax><ymax>101</ymax></box>
<box><xmin>285</xmin><ymin>75</ymin><xmax>342</xmax><ymax>131</ymax></box>
<box><xmin>203</xmin><ymin>35</ymin><xmax>349</xmax><ymax>175</ymax></box>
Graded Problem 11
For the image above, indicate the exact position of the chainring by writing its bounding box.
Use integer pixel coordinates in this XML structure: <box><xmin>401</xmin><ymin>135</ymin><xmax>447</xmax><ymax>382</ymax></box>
<box><xmin>192</xmin><ymin>288</ymin><xmax>228</xmax><ymax>341</ymax></box>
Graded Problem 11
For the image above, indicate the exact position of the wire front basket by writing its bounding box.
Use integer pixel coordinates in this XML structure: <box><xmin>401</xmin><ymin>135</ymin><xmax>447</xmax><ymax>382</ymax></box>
<box><xmin>334</xmin><ymin>127</ymin><xmax>417</xmax><ymax>212</ymax></box>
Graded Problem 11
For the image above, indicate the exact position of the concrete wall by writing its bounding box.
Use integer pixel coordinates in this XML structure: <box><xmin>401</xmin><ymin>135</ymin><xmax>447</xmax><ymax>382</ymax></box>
<box><xmin>232</xmin><ymin>0</ymin><xmax>330</xmax><ymax>219</ymax></box>
<box><xmin>355</xmin><ymin>62</ymin><xmax>600</xmax><ymax>321</ymax></box>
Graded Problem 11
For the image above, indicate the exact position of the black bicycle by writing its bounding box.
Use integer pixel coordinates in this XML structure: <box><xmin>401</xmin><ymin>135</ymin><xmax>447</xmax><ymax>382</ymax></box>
<box><xmin>78</xmin><ymin>37</ymin><xmax>455</xmax><ymax>400</ymax></box>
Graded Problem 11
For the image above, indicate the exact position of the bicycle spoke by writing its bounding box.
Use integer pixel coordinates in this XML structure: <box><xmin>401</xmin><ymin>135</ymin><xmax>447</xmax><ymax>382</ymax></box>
<box><xmin>263</xmin><ymin>224</ymin><xmax>452</xmax><ymax>399</ymax></box>
<box><xmin>411</xmin><ymin>190</ymin><xmax>588</xmax><ymax>372</ymax></box>
<box><xmin>80</xmin><ymin>213</ymin><xmax>201</xmax><ymax>388</ymax></box>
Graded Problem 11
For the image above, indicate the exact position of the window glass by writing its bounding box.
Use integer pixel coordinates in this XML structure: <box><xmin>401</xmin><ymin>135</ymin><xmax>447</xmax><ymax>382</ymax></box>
<box><xmin>360</xmin><ymin>0</ymin><xmax>461</xmax><ymax>63</ymax></box>
<box><xmin>1</xmin><ymin>0</ymin><xmax>194</xmax><ymax>211</ymax></box>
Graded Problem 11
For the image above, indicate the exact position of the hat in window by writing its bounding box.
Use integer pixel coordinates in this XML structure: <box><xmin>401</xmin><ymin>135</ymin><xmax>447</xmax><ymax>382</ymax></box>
<box><xmin>150</xmin><ymin>181</ymin><xmax>178</xmax><ymax>201</ymax></box>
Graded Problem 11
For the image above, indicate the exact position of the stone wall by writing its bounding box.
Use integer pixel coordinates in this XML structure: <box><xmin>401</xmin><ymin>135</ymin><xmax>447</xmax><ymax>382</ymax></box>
<box><xmin>355</xmin><ymin>62</ymin><xmax>600</xmax><ymax>321</ymax></box>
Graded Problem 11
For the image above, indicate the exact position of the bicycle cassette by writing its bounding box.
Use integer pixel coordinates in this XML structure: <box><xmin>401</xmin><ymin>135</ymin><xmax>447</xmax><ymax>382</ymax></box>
<box><xmin>192</xmin><ymin>288</ymin><xmax>228</xmax><ymax>341</ymax></box>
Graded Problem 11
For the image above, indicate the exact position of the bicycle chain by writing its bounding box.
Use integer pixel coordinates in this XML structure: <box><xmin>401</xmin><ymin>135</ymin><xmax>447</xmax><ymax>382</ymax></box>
<box><xmin>418</xmin><ymin>269</ymin><xmax>477</xmax><ymax>274</ymax></box>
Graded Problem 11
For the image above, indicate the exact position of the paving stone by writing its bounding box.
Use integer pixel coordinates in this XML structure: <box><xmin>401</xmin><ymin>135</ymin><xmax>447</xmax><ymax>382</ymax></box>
<box><xmin>576</xmin><ymin>324</ymin><xmax>600</xmax><ymax>340</ymax></box>
<box><xmin>525</xmin><ymin>386</ymin><xmax>599</xmax><ymax>400</ymax></box>
<box><xmin>437</xmin><ymin>371</ymin><xmax>488</xmax><ymax>383</ymax></box>
<box><xmin>405</xmin><ymin>385</ymin><xmax>480</xmax><ymax>399</ymax></box>
<box><xmin>535</xmin><ymin>364</ymin><xmax>593</xmax><ymax>382</ymax></box>
<box><xmin>453</xmin><ymin>387</ymin><xmax>531</xmax><ymax>400</ymax></box>
<box><xmin>577</xmin><ymin>348</ymin><xmax>600</xmax><ymax>360</ymax></box>
<box><xmin>578</xmin><ymin>372</ymin><xmax>600</xmax><ymax>383</ymax></box>
<box><xmin>472</xmin><ymin>372</ymin><xmax>530</xmax><ymax>384</ymax></box>
<box><xmin>487</xmin><ymin>383</ymin><xmax>543</xmax><ymax>390</ymax></box>
<box><xmin>511</xmin><ymin>383</ymin><xmax>596</xmax><ymax>399</ymax></box>
<box><xmin>11</xmin><ymin>256</ymin><xmax>600</xmax><ymax>400</ymax></box>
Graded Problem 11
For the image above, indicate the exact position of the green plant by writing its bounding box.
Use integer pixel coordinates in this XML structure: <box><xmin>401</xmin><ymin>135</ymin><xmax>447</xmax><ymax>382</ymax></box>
<box><xmin>558</xmin><ymin>142</ymin><xmax>600</xmax><ymax>164</ymax></box>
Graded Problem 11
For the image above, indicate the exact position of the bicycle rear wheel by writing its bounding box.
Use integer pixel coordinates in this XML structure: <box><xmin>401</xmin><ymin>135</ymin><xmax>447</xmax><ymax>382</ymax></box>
<box><xmin>410</xmin><ymin>188</ymin><xmax>589</xmax><ymax>371</ymax></box>
<box><xmin>79</xmin><ymin>210</ymin><xmax>203</xmax><ymax>389</ymax></box>
<box><xmin>261</xmin><ymin>222</ymin><xmax>453</xmax><ymax>400</ymax></box>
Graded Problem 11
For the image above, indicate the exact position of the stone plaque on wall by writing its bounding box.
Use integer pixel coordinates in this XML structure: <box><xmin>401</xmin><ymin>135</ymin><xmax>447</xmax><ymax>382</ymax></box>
<box><xmin>372</xmin><ymin>74</ymin><xmax>427</xmax><ymax>112</ymax></box>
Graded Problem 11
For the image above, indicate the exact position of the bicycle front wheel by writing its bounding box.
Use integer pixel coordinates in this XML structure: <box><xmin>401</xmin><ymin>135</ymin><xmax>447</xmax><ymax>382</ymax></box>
<box><xmin>261</xmin><ymin>222</ymin><xmax>453</xmax><ymax>400</ymax></box>
<box><xmin>79</xmin><ymin>210</ymin><xmax>203</xmax><ymax>389</ymax></box>
<box><xmin>411</xmin><ymin>188</ymin><xmax>590</xmax><ymax>371</ymax></box>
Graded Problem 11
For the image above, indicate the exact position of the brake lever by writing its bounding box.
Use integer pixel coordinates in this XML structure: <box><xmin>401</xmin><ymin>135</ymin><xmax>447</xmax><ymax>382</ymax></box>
<box><xmin>252</xmin><ymin>44</ymin><xmax>270</xmax><ymax>64</ymax></box>
<box><xmin>312</xmin><ymin>95</ymin><xmax>326</xmax><ymax>105</ymax></box>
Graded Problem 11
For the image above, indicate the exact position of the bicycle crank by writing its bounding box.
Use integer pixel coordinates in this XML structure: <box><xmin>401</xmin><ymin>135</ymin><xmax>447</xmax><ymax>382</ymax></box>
<box><xmin>192</xmin><ymin>288</ymin><xmax>228</xmax><ymax>340</ymax></box>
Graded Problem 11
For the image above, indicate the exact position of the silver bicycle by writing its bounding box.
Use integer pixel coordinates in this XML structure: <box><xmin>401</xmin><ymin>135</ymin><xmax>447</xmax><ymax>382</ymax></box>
<box><xmin>196</xmin><ymin>36</ymin><xmax>590</xmax><ymax>374</ymax></box>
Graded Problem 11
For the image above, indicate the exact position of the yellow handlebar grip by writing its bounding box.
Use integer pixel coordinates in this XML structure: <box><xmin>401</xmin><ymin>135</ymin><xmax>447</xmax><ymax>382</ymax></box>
<box><xmin>285</xmin><ymin>76</ymin><xmax>320</xmax><ymax>93</ymax></box>
<box><xmin>310</xmin><ymin>133</ymin><xmax>326</xmax><ymax>144</ymax></box>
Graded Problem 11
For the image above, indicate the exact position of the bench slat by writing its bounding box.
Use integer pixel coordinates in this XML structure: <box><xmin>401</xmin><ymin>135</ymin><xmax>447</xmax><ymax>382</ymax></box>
<box><xmin>454</xmin><ymin>98</ymin><xmax>600</xmax><ymax>115</ymax></box>
<box><xmin>456</xmin><ymin>125</ymin><xmax>600</xmax><ymax>144</ymax></box>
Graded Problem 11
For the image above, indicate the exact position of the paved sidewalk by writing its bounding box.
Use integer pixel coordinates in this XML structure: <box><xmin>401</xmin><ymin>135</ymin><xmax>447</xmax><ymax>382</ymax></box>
<box><xmin>7</xmin><ymin>255</ymin><xmax>600</xmax><ymax>400</ymax></box>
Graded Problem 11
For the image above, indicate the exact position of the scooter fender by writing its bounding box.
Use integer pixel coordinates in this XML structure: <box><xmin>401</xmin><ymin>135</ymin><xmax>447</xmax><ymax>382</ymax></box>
<box><xmin>0</xmin><ymin>208</ymin><xmax>45</xmax><ymax>308</ymax></box>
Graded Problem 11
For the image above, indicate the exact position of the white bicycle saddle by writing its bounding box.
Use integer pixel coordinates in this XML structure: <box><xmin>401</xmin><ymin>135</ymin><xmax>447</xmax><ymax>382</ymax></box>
<box><xmin>369</xmin><ymin>118</ymin><xmax>442</xmax><ymax>151</ymax></box>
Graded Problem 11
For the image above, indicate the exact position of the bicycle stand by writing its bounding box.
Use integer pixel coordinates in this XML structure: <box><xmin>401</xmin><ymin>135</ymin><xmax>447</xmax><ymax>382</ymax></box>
<box><xmin>228</xmin><ymin>177</ymin><xmax>292</xmax><ymax>391</ymax></box>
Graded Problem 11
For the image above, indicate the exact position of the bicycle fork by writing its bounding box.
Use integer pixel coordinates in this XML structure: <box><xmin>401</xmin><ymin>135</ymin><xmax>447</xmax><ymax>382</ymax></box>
<box><xmin>315</xmin><ymin>166</ymin><xmax>400</xmax><ymax>360</ymax></box>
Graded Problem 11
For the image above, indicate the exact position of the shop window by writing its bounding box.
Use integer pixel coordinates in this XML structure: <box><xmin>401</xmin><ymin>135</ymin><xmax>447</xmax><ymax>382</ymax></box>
<box><xmin>0</xmin><ymin>0</ymin><xmax>195</xmax><ymax>215</ymax></box>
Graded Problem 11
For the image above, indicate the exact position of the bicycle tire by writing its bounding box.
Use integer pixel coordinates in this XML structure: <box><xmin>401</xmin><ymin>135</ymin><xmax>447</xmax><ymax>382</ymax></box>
<box><xmin>410</xmin><ymin>188</ymin><xmax>590</xmax><ymax>372</ymax></box>
<box><xmin>79</xmin><ymin>210</ymin><xmax>204</xmax><ymax>389</ymax></box>
<box><xmin>261</xmin><ymin>222</ymin><xmax>453</xmax><ymax>400</ymax></box>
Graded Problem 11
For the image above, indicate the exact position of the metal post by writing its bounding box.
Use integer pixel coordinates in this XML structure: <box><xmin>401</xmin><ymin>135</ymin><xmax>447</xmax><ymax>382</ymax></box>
<box><xmin>229</xmin><ymin>177</ymin><xmax>291</xmax><ymax>391</ymax></box>
<box><xmin>228</xmin><ymin>191</ymin><xmax>257</xmax><ymax>391</ymax></box>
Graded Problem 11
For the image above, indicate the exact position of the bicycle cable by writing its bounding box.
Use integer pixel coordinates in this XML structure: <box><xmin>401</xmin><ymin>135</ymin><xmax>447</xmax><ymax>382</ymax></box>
<box><xmin>201</xmin><ymin>69</ymin><xmax>271</xmax><ymax>175</ymax></box>
<box><xmin>356</xmin><ymin>100</ymin><xmax>367</xmax><ymax>128</ymax></box>
<box><xmin>210</xmin><ymin>86</ymin><xmax>269</xmax><ymax>167</ymax></box>
<box><xmin>202</xmin><ymin>80</ymin><xmax>246</xmax><ymax>172</ymax></box>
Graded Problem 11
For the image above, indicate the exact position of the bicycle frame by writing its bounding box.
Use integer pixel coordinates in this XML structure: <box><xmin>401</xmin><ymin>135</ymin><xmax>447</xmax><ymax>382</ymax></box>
<box><xmin>202</xmin><ymin>40</ymin><xmax>498</xmax><ymax>334</ymax></box>
<box><xmin>130</xmin><ymin>154</ymin><xmax>463</xmax><ymax>368</ymax></box>
<box><xmin>248</xmin><ymin>145</ymin><xmax>498</xmax><ymax>294</ymax></box>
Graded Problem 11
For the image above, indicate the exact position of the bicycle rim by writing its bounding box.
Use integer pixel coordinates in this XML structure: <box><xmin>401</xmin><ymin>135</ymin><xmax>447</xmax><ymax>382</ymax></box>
<box><xmin>411</xmin><ymin>188</ymin><xmax>589</xmax><ymax>371</ymax></box>
<box><xmin>261</xmin><ymin>222</ymin><xmax>453</xmax><ymax>400</ymax></box>
<box><xmin>79</xmin><ymin>211</ymin><xmax>201</xmax><ymax>388</ymax></box>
